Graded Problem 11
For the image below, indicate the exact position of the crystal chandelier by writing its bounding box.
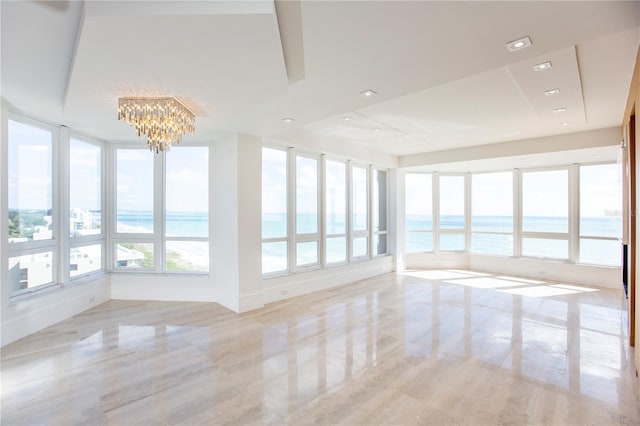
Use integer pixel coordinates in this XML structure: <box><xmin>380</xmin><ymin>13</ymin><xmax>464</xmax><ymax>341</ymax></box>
<box><xmin>117</xmin><ymin>97</ymin><xmax>195</xmax><ymax>152</ymax></box>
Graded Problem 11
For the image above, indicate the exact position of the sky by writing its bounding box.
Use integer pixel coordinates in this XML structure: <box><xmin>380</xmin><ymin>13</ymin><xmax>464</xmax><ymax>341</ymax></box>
<box><xmin>9</xmin><ymin>121</ymin><xmax>622</xmax><ymax>220</ymax></box>
<box><xmin>9</xmin><ymin>120</ymin><xmax>209</xmax><ymax>213</ymax></box>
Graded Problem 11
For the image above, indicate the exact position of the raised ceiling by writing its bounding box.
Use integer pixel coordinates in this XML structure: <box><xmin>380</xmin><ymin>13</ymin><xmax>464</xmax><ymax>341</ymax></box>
<box><xmin>2</xmin><ymin>1</ymin><xmax>639</xmax><ymax>163</ymax></box>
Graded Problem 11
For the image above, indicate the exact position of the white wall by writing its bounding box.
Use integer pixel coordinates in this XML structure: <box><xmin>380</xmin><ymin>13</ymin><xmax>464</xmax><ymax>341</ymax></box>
<box><xmin>110</xmin><ymin>273</ymin><xmax>214</xmax><ymax>302</ymax></box>
<box><xmin>264</xmin><ymin>256</ymin><xmax>394</xmax><ymax>303</ymax></box>
<box><xmin>1</xmin><ymin>275</ymin><xmax>110</xmax><ymax>346</ymax></box>
<box><xmin>403</xmin><ymin>252</ymin><xmax>621</xmax><ymax>290</ymax></box>
<box><xmin>213</xmin><ymin>133</ymin><xmax>263</xmax><ymax>313</ymax></box>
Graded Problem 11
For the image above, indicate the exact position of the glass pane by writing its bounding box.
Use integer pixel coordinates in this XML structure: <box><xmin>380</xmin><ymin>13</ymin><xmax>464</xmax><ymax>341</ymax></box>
<box><xmin>353</xmin><ymin>237</ymin><xmax>368</xmax><ymax>257</ymax></box>
<box><xmin>116</xmin><ymin>149</ymin><xmax>154</xmax><ymax>233</ymax></box>
<box><xmin>579</xmin><ymin>239</ymin><xmax>621</xmax><ymax>267</ymax></box>
<box><xmin>166</xmin><ymin>241</ymin><xmax>209</xmax><ymax>272</ymax></box>
<box><xmin>406</xmin><ymin>231</ymin><xmax>433</xmax><ymax>252</ymax></box>
<box><xmin>440</xmin><ymin>176</ymin><xmax>465</xmax><ymax>230</ymax></box>
<box><xmin>263</xmin><ymin>241</ymin><xmax>288</xmax><ymax>273</ymax></box>
<box><xmin>522</xmin><ymin>238</ymin><xmax>568</xmax><ymax>259</ymax></box>
<box><xmin>70</xmin><ymin>244</ymin><xmax>102</xmax><ymax>277</ymax></box>
<box><xmin>440</xmin><ymin>233</ymin><xmax>464</xmax><ymax>251</ymax></box>
<box><xmin>69</xmin><ymin>139</ymin><xmax>101</xmax><ymax>237</ymax></box>
<box><xmin>297</xmin><ymin>241</ymin><xmax>318</xmax><ymax>266</ymax></box>
<box><xmin>471</xmin><ymin>233</ymin><xmax>513</xmax><ymax>256</ymax></box>
<box><xmin>405</xmin><ymin>174</ymin><xmax>432</xmax><ymax>231</ymax></box>
<box><xmin>373</xmin><ymin>170</ymin><xmax>388</xmax><ymax>232</ymax></box>
<box><xmin>325</xmin><ymin>160</ymin><xmax>346</xmax><ymax>235</ymax></box>
<box><xmin>296</xmin><ymin>156</ymin><xmax>318</xmax><ymax>234</ymax></box>
<box><xmin>472</xmin><ymin>172</ymin><xmax>512</xmax><ymax>232</ymax></box>
<box><xmin>9</xmin><ymin>252</ymin><xmax>54</xmax><ymax>295</ymax></box>
<box><xmin>115</xmin><ymin>243</ymin><xmax>154</xmax><ymax>269</ymax></box>
<box><xmin>376</xmin><ymin>234</ymin><xmax>388</xmax><ymax>255</ymax></box>
<box><xmin>8</xmin><ymin>120</ymin><xmax>53</xmax><ymax>242</ymax></box>
<box><xmin>262</xmin><ymin>148</ymin><xmax>288</xmax><ymax>239</ymax></box>
<box><xmin>352</xmin><ymin>167</ymin><xmax>368</xmax><ymax>231</ymax></box>
<box><xmin>580</xmin><ymin>164</ymin><xmax>622</xmax><ymax>238</ymax></box>
<box><xmin>326</xmin><ymin>237</ymin><xmax>347</xmax><ymax>264</ymax></box>
<box><xmin>522</xmin><ymin>170</ymin><xmax>568</xmax><ymax>233</ymax></box>
<box><xmin>165</xmin><ymin>147</ymin><xmax>209</xmax><ymax>238</ymax></box>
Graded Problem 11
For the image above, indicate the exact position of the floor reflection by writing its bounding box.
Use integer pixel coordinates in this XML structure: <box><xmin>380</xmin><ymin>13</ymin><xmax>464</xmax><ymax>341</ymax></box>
<box><xmin>1</xmin><ymin>270</ymin><xmax>638</xmax><ymax>425</ymax></box>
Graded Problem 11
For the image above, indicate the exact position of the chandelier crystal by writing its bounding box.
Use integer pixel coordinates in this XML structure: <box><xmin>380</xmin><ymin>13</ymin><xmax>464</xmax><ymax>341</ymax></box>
<box><xmin>117</xmin><ymin>97</ymin><xmax>195</xmax><ymax>152</ymax></box>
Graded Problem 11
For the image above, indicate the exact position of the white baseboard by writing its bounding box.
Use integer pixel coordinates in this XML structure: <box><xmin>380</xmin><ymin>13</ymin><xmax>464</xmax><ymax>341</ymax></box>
<box><xmin>263</xmin><ymin>256</ymin><xmax>394</xmax><ymax>304</ymax></box>
<box><xmin>2</xmin><ymin>276</ymin><xmax>110</xmax><ymax>347</ymax></box>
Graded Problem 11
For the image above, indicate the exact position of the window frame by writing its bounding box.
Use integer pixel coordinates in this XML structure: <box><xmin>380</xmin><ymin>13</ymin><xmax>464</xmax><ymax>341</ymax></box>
<box><xmin>6</xmin><ymin>114</ymin><xmax>60</xmax><ymax>298</ymax></box>
<box><xmin>437</xmin><ymin>173</ymin><xmax>467</xmax><ymax>252</ymax></box>
<box><xmin>470</xmin><ymin>170</ymin><xmax>514</xmax><ymax>257</ymax></box>
<box><xmin>68</xmin><ymin>135</ymin><xmax>106</xmax><ymax>281</ymax></box>
<box><xmin>577</xmin><ymin>162</ymin><xmax>622</xmax><ymax>266</ymax></box>
<box><xmin>519</xmin><ymin>166</ymin><xmax>570</xmax><ymax>261</ymax></box>
<box><xmin>110</xmin><ymin>142</ymin><xmax>211</xmax><ymax>274</ymax></box>
<box><xmin>261</xmin><ymin>146</ymin><xmax>289</xmax><ymax>276</ymax></box>
<box><xmin>404</xmin><ymin>172</ymin><xmax>434</xmax><ymax>253</ymax></box>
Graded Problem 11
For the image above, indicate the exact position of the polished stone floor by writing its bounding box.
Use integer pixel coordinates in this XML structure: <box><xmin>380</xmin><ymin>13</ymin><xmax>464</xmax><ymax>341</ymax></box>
<box><xmin>1</xmin><ymin>270</ymin><xmax>639</xmax><ymax>425</ymax></box>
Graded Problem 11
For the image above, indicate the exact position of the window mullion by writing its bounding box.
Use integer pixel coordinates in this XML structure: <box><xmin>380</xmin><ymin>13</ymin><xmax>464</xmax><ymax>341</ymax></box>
<box><xmin>58</xmin><ymin>126</ymin><xmax>70</xmax><ymax>284</ymax></box>
<box><xmin>156</xmin><ymin>151</ymin><xmax>165</xmax><ymax>272</ymax></box>
<box><xmin>569</xmin><ymin>164</ymin><xmax>580</xmax><ymax>263</ymax></box>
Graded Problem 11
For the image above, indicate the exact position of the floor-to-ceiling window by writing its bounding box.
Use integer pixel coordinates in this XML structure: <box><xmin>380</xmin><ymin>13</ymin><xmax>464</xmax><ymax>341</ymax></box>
<box><xmin>69</xmin><ymin>137</ymin><xmax>104</xmax><ymax>278</ymax></box>
<box><xmin>7</xmin><ymin>118</ymin><xmax>57</xmax><ymax>296</ymax></box>
<box><xmin>439</xmin><ymin>175</ymin><xmax>466</xmax><ymax>251</ymax></box>
<box><xmin>261</xmin><ymin>147</ymin><xmax>389</xmax><ymax>276</ymax></box>
<box><xmin>471</xmin><ymin>171</ymin><xmax>513</xmax><ymax>256</ymax></box>
<box><xmin>325</xmin><ymin>159</ymin><xmax>347</xmax><ymax>264</ymax></box>
<box><xmin>405</xmin><ymin>173</ymin><xmax>433</xmax><ymax>252</ymax></box>
<box><xmin>521</xmin><ymin>169</ymin><xmax>569</xmax><ymax>260</ymax></box>
<box><xmin>262</xmin><ymin>147</ymin><xmax>288</xmax><ymax>274</ymax></box>
<box><xmin>579</xmin><ymin>163</ymin><xmax>622</xmax><ymax>266</ymax></box>
<box><xmin>112</xmin><ymin>145</ymin><xmax>210</xmax><ymax>273</ymax></box>
<box><xmin>405</xmin><ymin>164</ymin><xmax>621</xmax><ymax>267</ymax></box>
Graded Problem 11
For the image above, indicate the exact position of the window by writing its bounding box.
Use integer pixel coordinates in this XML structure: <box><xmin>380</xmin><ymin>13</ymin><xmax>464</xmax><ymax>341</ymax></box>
<box><xmin>261</xmin><ymin>148</ymin><xmax>388</xmax><ymax>276</ymax></box>
<box><xmin>373</xmin><ymin>169</ymin><xmax>388</xmax><ymax>255</ymax></box>
<box><xmin>7</xmin><ymin>119</ymin><xmax>56</xmax><ymax>296</ymax></box>
<box><xmin>296</xmin><ymin>155</ymin><xmax>320</xmax><ymax>267</ymax></box>
<box><xmin>165</xmin><ymin>146</ymin><xmax>209</xmax><ymax>272</ymax></box>
<box><xmin>405</xmin><ymin>173</ymin><xmax>432</xmax><ymax>252</ymax></box>
<box><xmin>521</xmin><ymin>169</ymin><xmax>568</xmax><ymax>259</ymax></box>
<box><xmin>439</xmin><ymin>175</ymin><xmax>465</xmax><ymax>251</ymax></box>
<box><xmin>114</xmin><ymin>148</ymin><xmax>155</xmax><ymax>270</ymax></box>
<box><xmin>351</xmin><ymin>165</ymin><xmax>369</xmax><ymax>258</ymax></box>
<box><xmin>471</xmin><ymin>172</ymin><xmax>513</xmax><ymax>256</ymax></box>
<box><xmin>579</xmin><ymin>164</ymin><xmax>621</xmax><ymax>266</ymax></box>
<box><xmin>69</xmin><ymin>138</ymin><xmax>103</xmax><ymax>278</ymax></box>
<box><xmin>262</xmin><ymin>148</ymin><xmax>288</xmax><ymax>274</ymax></box>
<box><xmin>325</xmin><ymin>160</ymin><xmax>347</xmax><ymax>264</ymax></box>
<box><xmin>113</xmin><ymin>145</ymin><xmax>210</xmax><ymax>272</ymax></box>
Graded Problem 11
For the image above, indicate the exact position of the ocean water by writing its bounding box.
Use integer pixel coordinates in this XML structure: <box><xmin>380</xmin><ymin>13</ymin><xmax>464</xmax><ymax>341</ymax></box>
<box><xmin>118</xmin><ymin>212</ymin><xmax>622</xmax><ymax>268</ymax></box>
<box><xmin>117</xmin><ymin>211</ymin><xmax>208</xmax><ymax>237</ymax></box>
<box><xmin>262</xmin><ymin>213</ymin><xmax>622</xmax><ymax>268</ymax></box>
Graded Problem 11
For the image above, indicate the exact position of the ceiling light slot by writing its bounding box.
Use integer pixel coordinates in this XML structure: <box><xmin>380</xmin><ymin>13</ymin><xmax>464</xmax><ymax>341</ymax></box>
<box><xmin>506</xmin><ymin>36</ymin><xmax>532</xmax><ymax>52</ymax></box>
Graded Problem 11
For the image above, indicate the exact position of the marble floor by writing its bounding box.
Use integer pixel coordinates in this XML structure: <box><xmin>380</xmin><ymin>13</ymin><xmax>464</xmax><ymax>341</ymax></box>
<box><xmin>1</xmin><ymin>270</ymin><xmax>639</xmax><ymax>425</ymax></box>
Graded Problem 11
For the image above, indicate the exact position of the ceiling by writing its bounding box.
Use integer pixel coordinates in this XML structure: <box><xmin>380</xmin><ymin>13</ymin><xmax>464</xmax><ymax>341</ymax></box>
<box><xmin>2</xmin><ymin>1</ymin><xmax>639</xmax><ymax>166</ymax></box>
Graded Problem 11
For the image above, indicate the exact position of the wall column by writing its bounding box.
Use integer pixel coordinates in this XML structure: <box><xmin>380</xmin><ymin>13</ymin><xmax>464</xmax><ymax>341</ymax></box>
<box><xmin>213</xmin><ymin>133</ymin><xmax>264</xmax><ymax>312</ymax></box>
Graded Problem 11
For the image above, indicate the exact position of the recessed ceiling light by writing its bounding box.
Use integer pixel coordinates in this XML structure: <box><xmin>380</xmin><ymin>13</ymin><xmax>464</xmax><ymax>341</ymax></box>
<box><xmin>561</xmin><ymin>121</ymin><xmax>570</xmax><ymax>126</ymax></box>
<box><xmin>281</xmin><ymin>117</ymin><xmax>295</xmax><ymax>123</ymax></box>
<box><xmin>360</xmin><ymin>89</ymin><xmax>377</xmax><ymax>97</ymax></box>
<box><xmin>341</xmin><ymin>116</ymin><xmax>352</xmax><ymax>121</ymax></box>
<box><xmin>506</xmin><ymin>36</ymin><xmax>532</xmax><ymax>52</ymax></box>
<box><xmin>372</xmin><ymin>128</ymin><xmax>380</xmax><ymax>132</ymax></box>
<box><xmin>553</xmin><ymin>107</ymin><xmax>567</xmax><ymax>113</ymax></box>
<box><xmin>592</xmin><ymin>154</ymin><xmax>601</xmax><ymax>158</ymax></box>
<box><xmin>544</xmin><ymin>88</ymin><xmax>560</xmax><ymax>96</ymax></box>
<box><xmin>532</xmin><ymin>61</ymin><xmax>552</xmax><ymax>71</ymax></box>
